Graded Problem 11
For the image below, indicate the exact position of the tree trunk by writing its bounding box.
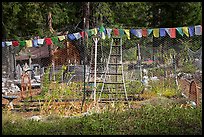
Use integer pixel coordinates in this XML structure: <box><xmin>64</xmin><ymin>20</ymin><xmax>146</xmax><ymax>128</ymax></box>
<box><xmin>48</xmin><ymin>12</ymin><xmax>55</xmax><ymax>33</ymax></box>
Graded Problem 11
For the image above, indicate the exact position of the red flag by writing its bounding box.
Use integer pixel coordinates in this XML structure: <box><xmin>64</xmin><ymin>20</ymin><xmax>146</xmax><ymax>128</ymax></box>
<box><xmin>170</xmin><ymin>28</ymin><xmax>176</xmax><ymax>38</ymax></box>
<box><xmin>80</xmin><ymin>31</ymin><xmax>85</xmax><ymax>38</ymax></box>
<box><xmin>113</xmin><ymin>28</ymin><xmax>119</xmax><ymax>36</ymax></box>
<box><xmin>142</xmin><ymin>28</ymin><xmax>148</xmax><ymax>37</ymax></box>
<box><xmin>12</xmin><ymin>41</ymin><xmax>19</xmax><ymax>47</ymax></box>
<box><xmin>44</xmin><ymin>38</ymin><xmax>53</xmax><ymax>46</ymax></box>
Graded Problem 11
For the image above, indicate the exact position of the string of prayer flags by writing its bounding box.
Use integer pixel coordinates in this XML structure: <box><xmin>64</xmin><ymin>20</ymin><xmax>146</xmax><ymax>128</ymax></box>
<box><xmin>176</xmin><ymin>27</ymin><xmax>184</xmax><ymax>36</ymax></box>
<box><xmin>153</xmin><ymin>28</ymin><xmax>159</xmax><ymax>38</ymax></box>
<box><xmin>195</xmin><ymin>25</ymin><xmax>202</xmax><ymax>35</ymax></box>
<box><xmin>188</xmin><ymin>26</ymin><xmax>194</xmax><ymax>37</ymax></box>
<box><xmin>124</xmin><ymin>29</ymin><xmax>130</xmax><ymax>39</ymax></box>
<box><xmin>182</xmin><ymin>27</ymin><xmax>189</xmax><ymax>37</ymax></box>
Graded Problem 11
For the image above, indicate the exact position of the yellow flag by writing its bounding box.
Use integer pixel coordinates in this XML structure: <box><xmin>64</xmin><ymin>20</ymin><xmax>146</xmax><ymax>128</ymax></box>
<box><xmin>101</xmin><ymin>32</ymin><xmax>105</xmax><ymax>39</ymax></box>
<box><xmin>25</xmin><ymin>40</ymin><xmax>33</xmax><ymax>47</ymax></box>
<box><xmin>58</xmin><ymin>35</ymin><xmax>65</xmax><ymax>41</ymax></box>
<box><xmin>124</xmin><ymin>29</ymin><xmax>130</xmax><ymax>40</ymax></box>
<box><xmin>182</xmin><ymin>27</ymin><xmax>189</xmax><ymax>37</ymax></box>
<box><xmin>93</xmin><ymin>28</ymin><xmax>98</xmax><ymax>35</ymax></box>
<box><xmin>153</xmin><ymin>29</ymin><xmax>159</xmax><ymax>37</ymax></box>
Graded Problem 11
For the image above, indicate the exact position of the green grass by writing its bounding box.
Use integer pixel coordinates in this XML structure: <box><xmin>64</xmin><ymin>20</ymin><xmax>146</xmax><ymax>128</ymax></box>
<box><xmin>2</xmin><ymin>104</ymin><xmax>202</xmax><ymax>135</ymax></box>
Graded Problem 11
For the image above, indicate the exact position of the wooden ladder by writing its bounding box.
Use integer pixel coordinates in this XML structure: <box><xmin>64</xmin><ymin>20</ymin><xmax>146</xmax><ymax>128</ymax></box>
<box><xmin>98</xmin><ymin>37</ymin><xmax>129</xmax><ymax>104</ymax></box>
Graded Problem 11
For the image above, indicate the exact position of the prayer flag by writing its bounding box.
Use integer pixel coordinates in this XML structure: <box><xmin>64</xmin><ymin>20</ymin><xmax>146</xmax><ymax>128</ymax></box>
<box><xmin>130</xmin><ymin>29</ymin><xmax>137</xmax><ymax>37</ymax></box>
<box><xmin>142</xmin><ymin>28</ymin><xmax>148</xmax><ymax>37</ymax></box>
<box><xmin>44</xmin><ymin>38</ymin><xmax>53</xmax><ymax>46</ymax></box>
<box><xmin>147</xmin><ymin>29</ymin><xmax>153</xmax><ymax>36</ymax></box>
<box><xmin>6</xmin><ymin>41</ymin><xmax>12</xmax><ymax>46</ymax></box>
<box><xmin>165</xmin><ymin>28</ymin><xmax>171</xmax><ymax>37</ymax></box>
<box><xmin>188</xmin><ymin>26</ymin><xmax>194</xmax><ymax>37</ymax></box>
<box><xmin>32</xmin><ymin>39</ymin><xmax>38</xmax><ymax>47</ymax></box>
<box><xmin>37</xmin><ymin>39</ymin><xmax>44</xmax><ymax>45</ymax></box>
<box><xmin>182</xmin><ymin>27</ymin><xmax>189</xmax><ymax>37</ymax></box>
<box><xmin>19</xmin><ymin>41</ymin><xmax>26</xmax><ymax>47</ymax></box>
<box><xmin>153</xmin><ymin>28</ymin><xmax>159</xmax><ymax>38</ymax></box>
<box><xmin>2</xmin><ymin>42</ymin><xmax>5</xmax><ymax>47</ymax></box>
<box><xmin>58</xmin><ymin>35</ymin><xmax>65</xmax><ymax>41</ymax></box>
<box><xmin>195</xmin><ymin>25</ymin><xmax>202</xmax><ymax>35</ymax></box>
<box><xmin>25</xmin><ymin>40</ymin><xmax>33</xmax><ymax>47</ymax></box>
<box><xmin>135</xmin><ymin>29</ymin><xmax>142</xmax><ymax>38</ymax></box>
<box><xmin>106</xmin><ymin>28</ymin><xmax>112</xmax><ymax>38</ymax></box>
<box><xmin>176</xmin><ymin>27</ymin><xmax>184</xmax><ymax>36</ymax></box>
<box><xmin>124</xmin><ymin>29</ymin><xmax>130</xmax><ymax>40</ymax></box>
<box><xmin>170</xmin><ymin>28</ymin><xmax>176</xmax><ymax>38</ymax></box>
<box><xmin>51</xmin><ymin>37</ymin><xmax>59</xmax><ymax>45</ymax></box>
<box><xmin>113</xmin><ymin>28</ymin><xmax>119</xmax><ymax>36</ymax></box>
<box><xmin>12</xmin><ymin>41</ymin><xmax>19</xmax><ymax>47</ymax></box>
<box><xmin>67</xmin><ymin>34</ymin><xmax>76</xmax><ymax>40</ymax></box>
<box><xmin>119</xmin><ymin>29</ymin><xmax>125</xmax><ymax>36</ymax></box>
<box><xmin>99</xmin><ymin>26</ymin><xmax>105</xmax><ymax>33</ymax></box>
<box><xmin>73</xmin><ymin>32</ymin><xmax>82</xmax><ymax>40</ymax></box>
<box><xmin>159</xmin><ymin>28</ymin><xmax>166</xmax><ymax>37</ymax></box>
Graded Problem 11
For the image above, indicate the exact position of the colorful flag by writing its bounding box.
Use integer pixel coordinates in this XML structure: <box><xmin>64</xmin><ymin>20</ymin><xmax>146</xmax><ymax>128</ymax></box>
<box><xmin>153</xmin><ymin>28</ymin><xmax>159</xmax><ymax>38</ymax></box>
<box><xmin>37</xmin><ymin>39</ymin><xmax>44</xmax><ymax>45</ymax></box>
<box><xmin>5</xmin><ymin>41</ymin><xmax>12</xmax><ymax>46</ymax></box>
<box><xmin>195</xmin><ymin>25</ymin><xmax>202</xmax><ymax>35</ymax></box>
<box><xmin>2</xmin><ymin>42</ymin><xmax>5</xmax><ymax>47</ymax></box>
<box><xmin>58</xmin><ymin>35</ymin><xmax>65</xmax><ymax>41</ymax></box>
<box><xmin>12</xmin><ymin>41</ymin><xmax>19</xmax><ymax>47</ymax></box>
<box><xmin>73</xmin><ymin>32</ymin><xmax>82</xmax><ymax>40</ymax></box>
<box><xmin>20</xmin><ymin>41</ymin><xmax>26</xmax><ymax>47</ymax></box>
<box><xmin>170</xmin><ymin>28</ymin><xmax>176</xmax><ymax>38</ymax></box>
<box><xmin>147</xmin><ymin>29</ymin><xmax>153</xmax><ymax>36</ymax></box>
<box><xmin>32</xmin><ymin>39</ymin><xmax>39</xmax><ymax>47</ymax></box>
<box><xmin>25</xmin><ymin>40</ymin><xmax>33</xmax><ymax>47</ymax></box>
<box><xmin>67</xmin><ymin>34</ymin><xmax>76</xmax><ymax>40</ymax></box>
<box><xmin>101</xmin><ymin>32</ymin><xmax>106</xmax><ymax>39</ymax></box>
<box><xmin>159</xmin><ymin>28</ymin><xmax>166</xmax><ymax>37</ymax></box>
<box><xmin>51</xmin><ymin>37</ymin><xmax>59</xmax><ymax>45</ymax></box>
<box><xmin>119</xmin><ymin>29</ymin><xmax>125</xmax><ymax>36</ymax></box>
<box><xmin>176</xmin><ymin>27</ymin><xmax>184</xmax><ymax>36</ymax></box>
<box><xmin>124</xmin><ymin>29</ymin><xmax>130</xmax><ymax>39</ymax></box>
<box><xmin>99</xmin><ymin>26</ymin><xmax>105</xmax><ymax>33</ymax></box>
<box><xmin>135</xmin><ymin>29</ymin><xmax>142</xmax><ymax>38</ymax></box>
<box><xmin>106</xmin><ymin>28</ymin><xmax>112</xmax><ymax>38</ymax></box>
<box><xmin>113</xmin><ymin>28</ymin><xmax>119</xmax><ymax>36</ymax></box>
<box><xmin>165</xmin><ymin>28</ymin><xmax>171</xmax><ymax>37</ymax></box>
<box><xmin>142</xmin><ymin>28</ymin><xmax>148</xmax><ymax>37</ymax></box>
<box><xmin>130</xmin><ymin>29</ymin><xmax>137</xmax><ymax>37</ymax></box>
<box><xmin>44</xmin><ymin>38</ymin><xmax>53</xmax><ymax>46</ymax></box>
<box><xmin>182</xmin><ymin>27</ymin><xmax>189</xmax><ymax>37</ymax></box>
<box><xmin>188</xmin><ymin>26</ymin><xmax>194</xmax><ymax>37</ymax></box>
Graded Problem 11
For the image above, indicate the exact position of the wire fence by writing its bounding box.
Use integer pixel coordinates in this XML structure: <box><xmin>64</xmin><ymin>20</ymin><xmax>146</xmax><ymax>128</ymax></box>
<box><xmin>2</xmin><ymin>28</ymin><xmax>202</xmax><ymax>99</ymax></box>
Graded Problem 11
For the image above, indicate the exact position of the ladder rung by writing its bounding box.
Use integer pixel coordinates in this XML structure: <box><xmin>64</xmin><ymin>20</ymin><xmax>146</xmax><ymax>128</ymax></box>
<box><xmin>100</xmin><ymin>91</ymin><xmax>126</xmax><ymax>94</ymax></box>
<box><xmin>88</xmin><ymin>81</ymin><xmax>103</xmax><ymax>83</ymax></box>
<box><xmin>89</xmin><ymin>72</ymin><xmax>105</xmax><ymax>74</ymax></box>
<box><xmin>108</xmin><ymin>63</ymin><xmax>122</xmax><ymax>65</ymax></box>
<box><xmin>104</xmin><ymin>82</ymin><xmax>124</xmax><ymax>84</ymax></box>
<box><xmin>106</xmin><ymin>73</ymin><xmax>122</xmax><ymax>75</ymax></box>
<box><xmin>110</xmin><ymin>54</ymin><xmax>121</xmax><ymax>56</ymax></box>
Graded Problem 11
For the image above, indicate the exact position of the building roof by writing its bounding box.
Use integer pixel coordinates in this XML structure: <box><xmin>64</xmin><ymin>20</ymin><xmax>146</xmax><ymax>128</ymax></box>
<box><xmin>16</xmin><ymin>45</ymin><xmax>50</xmax><ymax>60</ymax></box>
